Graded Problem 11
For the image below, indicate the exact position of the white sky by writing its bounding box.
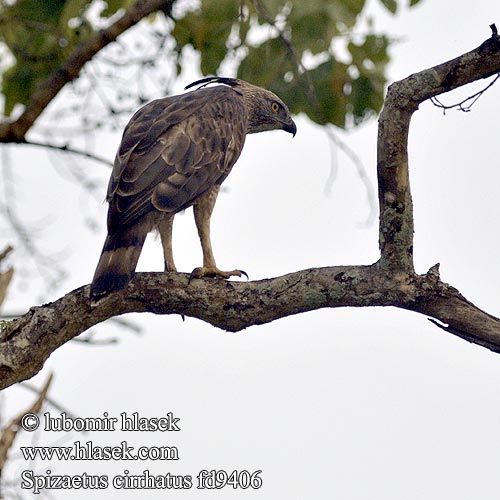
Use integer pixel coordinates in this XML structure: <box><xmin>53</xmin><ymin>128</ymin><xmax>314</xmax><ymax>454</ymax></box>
<box><xmin>2</xmin><ymin>0</ymin><xmax>500</xmax><ymax>498</ymax></box>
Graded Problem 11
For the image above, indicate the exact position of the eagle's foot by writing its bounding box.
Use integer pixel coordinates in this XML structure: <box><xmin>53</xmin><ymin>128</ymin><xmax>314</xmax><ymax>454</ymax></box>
<box><xmin>188</xmin><ymin>267</ymin><xmax>248</xmax><ymax>283</ymax></box>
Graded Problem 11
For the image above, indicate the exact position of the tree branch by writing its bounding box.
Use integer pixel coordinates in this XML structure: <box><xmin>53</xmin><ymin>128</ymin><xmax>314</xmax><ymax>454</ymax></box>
<box><xmin>0</xmin><ymin>0</ymin><xmax>175</xmax><ymax>143</ymax></box>
<box><xmin>377</xmin><ymin>26</ymin><xmax>500</xmax><ymax>272</ymax></box>
<box><xmin>1</xmin><ymin>264</ymin><xmax>499</xmax><ymax>390</ymax></box>
<box><xmin>0</xmin><ymin>246</ymin><xmax>13</xmax><ymax>311</ymax></box>
<box><xmin>1</xmin><ymin>28</ymin><xmax>500</xmax><ymax>390</ymax></box>
<box><xmin>20</xmin><ymin>140</ymin><xmax>113</xmax><ymax>167</ymax></box>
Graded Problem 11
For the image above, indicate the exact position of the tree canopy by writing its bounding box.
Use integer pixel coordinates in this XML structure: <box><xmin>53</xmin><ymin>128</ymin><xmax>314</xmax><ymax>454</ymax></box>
<box><xmin>0</xmin><ymin>0</ymin><xmax>422</xmax><ymax>127</ymax></box>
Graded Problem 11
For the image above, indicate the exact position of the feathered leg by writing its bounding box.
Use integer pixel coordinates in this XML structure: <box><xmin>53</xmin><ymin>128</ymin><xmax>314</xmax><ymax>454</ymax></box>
<box><xmin>158</xmin><ymin>215</ymin><xmax>177</xmax><ymax>272</ymax></box>
<box><xmin>191</xmin><ymin>185</ymin><xmax>247</xmax><ymax>280</ymax></box>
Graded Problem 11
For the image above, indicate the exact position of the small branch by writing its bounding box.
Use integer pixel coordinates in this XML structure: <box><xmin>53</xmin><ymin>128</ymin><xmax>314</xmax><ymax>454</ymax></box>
<box><xmin>325</xmin><ymin>126</ymin><xmax>377</xmax><ymax>226</ymax></box>
<box><xmin>0</xmin><ymin>269</ymin><xmax>13</xmax><ymax>312</ymax></box>
<box><xmin>19</xmin><ymin>379</ymin><xmax>78</xmax><ymax>420</ymax></box>
<box><xmin>430</xmin><ymin>74</ymin><xmax>500</xmax><ymax>113</ymax></box>
<box><xmin>0</xmin><ymin>0</ymin><xmax>175</xmax><ymax>143</ymax></box>
<box><xmin>71</xmin><ymin>336</ymin><xmax>118</xmax><ymax>345</ymax></box>
<box><xmin>0</xmin><ymin>152</ymin><xmax>67</xmax><ymax>292</ymax></box>
<box><xmin>0</xmin><ymin>246</ymin><xmax>14</xmax><ymax>311</ymax></box>
<box><xmin>0</xmin><ymin>247</ymin><xmax>12</xmax><ymax>263</ymax></box>
<box><xmin>0</xmin><ymin>373</ymin><xmax>53</xmax><ymax>477</ymax></box>
<box><xmin>20</xmin><ymin>140</ymin><xmax>113</xmax><ymax>167</ymax></box>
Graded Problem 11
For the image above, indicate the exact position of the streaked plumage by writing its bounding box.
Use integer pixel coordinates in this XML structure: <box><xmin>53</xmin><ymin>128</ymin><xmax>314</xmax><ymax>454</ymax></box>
<box><xmin>90</xmin><ymin>77</ymin><xmax>296</xmax><ymax>300</ymax></box>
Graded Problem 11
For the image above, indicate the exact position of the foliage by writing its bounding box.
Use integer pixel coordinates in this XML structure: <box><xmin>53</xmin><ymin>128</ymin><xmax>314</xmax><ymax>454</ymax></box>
<box><xmin>0</xmin><ymin>0</ymin><xmax>134</xmax><ymax>116</ymax></box>
<box><xmin>171</xmin><ymin>0</ymin><xmax>423</xmax><ymax>128</ymax></box>
<box><xmin>0</xmin><ymin>0</ymin><xmax>422</xmax><ymax>128</ymax></box>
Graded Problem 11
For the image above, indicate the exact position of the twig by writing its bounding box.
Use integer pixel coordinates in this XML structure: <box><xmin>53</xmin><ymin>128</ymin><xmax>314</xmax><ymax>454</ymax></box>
<box><xmin>19</xmin><ymin>140</ymin><xmax>113</xmax><ymax>168</ymax></box>
<box><xmin>71</xmin><ymin>336</ymin><xmax>118</xmax><ymax>345</ymax></box>
<box><xmin>324</xmin><ymin>126</ymin><xmax>377</xmax><ymax>226</ymax></box>
<box><xmin>430</xmin><ymin>74</ymin><xmax>500</xmax><ymax>114</ymax></box>
<box><xmin>1</xmin><ymin>148</ymin><xmax>67</xmax><ymax>293</ymax></box>
<box><xmin>0</xmin><ymin>373</ymin><xmax>53</xmax><ymax>477</ymax></box>
<box><xmin>0</xmin><ymin>246</ymin><xmax>14</xmax><ymax>311</ymax></box>
<box><xmin>18</xmin><ymin>379</ymin><xmax>79</xmax><ymax>421</ymax></box>
<box><xmin>0</xmin><ymin>248</ymin><xmax>12</xmax><ymax>263</ymax></box>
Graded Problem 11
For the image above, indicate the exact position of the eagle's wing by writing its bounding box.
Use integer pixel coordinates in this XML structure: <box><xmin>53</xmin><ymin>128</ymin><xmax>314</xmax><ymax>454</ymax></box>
<box><xmin>106</xmin><ymin>85</ymin><xmax>247</xmax><ymax>233</ymax></box>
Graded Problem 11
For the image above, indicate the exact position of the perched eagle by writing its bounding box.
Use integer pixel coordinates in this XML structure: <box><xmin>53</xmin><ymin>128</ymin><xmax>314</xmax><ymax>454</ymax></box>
<box><xmin>90</xmin><ymin>77</ymin><xmax>296</xmax><ymax>300</ymax></box>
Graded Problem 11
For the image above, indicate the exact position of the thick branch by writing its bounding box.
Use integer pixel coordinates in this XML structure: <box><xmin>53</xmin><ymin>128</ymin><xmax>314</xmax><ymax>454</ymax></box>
<box><xmin>1</xmin><ymin>265</ymin><xmax>499</xmax><ymax>390</ymax></box>
<box><xmin>0</xmin><ymin>0</ymin><xmax>175</xmax><ymax>143</ymax></box>
<box><xmin>377</xmin><ymin>29</ymin><xmax>500</xmax><ymax>271</ymax></box>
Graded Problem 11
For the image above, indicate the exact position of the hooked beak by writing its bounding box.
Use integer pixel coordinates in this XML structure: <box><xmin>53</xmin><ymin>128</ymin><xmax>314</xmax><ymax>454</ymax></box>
<box><xmin>284</xmin><ymin>118</ymin><xmax>297</xmax><ymax>137</ymax></box>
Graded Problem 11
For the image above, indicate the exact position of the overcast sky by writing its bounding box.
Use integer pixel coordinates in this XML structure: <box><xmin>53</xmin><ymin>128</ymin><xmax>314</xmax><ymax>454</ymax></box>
<box><xmin>2</xmin><ymin>0</ymin><xmax>500</xmax><ymax>498</ymax></box>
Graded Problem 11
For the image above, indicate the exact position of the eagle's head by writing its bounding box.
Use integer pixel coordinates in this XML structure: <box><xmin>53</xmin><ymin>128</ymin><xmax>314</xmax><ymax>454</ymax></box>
<box><xmin>186</xmin><ymin>77</ymin><xmax>297</xmax><ymax>137</ymax></box>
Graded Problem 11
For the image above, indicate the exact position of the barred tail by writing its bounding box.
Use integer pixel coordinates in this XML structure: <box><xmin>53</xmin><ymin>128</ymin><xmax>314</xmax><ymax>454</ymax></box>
<box><xmin>90</xmin><ymin>226</ymin><xmax>147</xmax><ymax>300</ymax></box>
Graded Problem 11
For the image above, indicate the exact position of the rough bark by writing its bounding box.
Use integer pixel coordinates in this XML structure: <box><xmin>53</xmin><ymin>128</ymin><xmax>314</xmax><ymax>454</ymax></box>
<box><xmin>1</xmin><ymin>28</ymin><xmax>500</xmax><ymax>390</ymax></box>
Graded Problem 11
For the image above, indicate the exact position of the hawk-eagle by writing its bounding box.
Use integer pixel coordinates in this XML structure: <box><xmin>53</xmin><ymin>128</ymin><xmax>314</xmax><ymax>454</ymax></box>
<box><xmin>90</xmin><ymin>77</ymin><xmax>296</xmax><ymax>300</ymax></box>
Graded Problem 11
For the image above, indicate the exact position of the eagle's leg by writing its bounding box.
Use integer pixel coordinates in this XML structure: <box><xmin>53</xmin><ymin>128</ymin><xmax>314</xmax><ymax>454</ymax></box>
<box><xmin>158</xmin><ymin>215</ymin><xmax>177</xmax><ymax>272</ymax></box>
<box><xmin>191</xmin><ymin>185</ymin><xmax>246</xmax><ymax>280</ymax></box>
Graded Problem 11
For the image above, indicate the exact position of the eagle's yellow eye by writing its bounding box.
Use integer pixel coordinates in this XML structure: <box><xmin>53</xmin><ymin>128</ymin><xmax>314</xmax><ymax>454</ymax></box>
<box><xmin>271</xmin><ymin>102</ymin><xmax>280</xmax><ymax>113</ymax></box>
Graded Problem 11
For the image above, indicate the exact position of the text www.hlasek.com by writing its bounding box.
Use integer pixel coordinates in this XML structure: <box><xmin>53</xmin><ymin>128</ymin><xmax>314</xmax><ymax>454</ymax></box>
<box><xmin>20</xmin><ymin>440</ymin><xmax>178</xmax><ymax>461</ymax></box>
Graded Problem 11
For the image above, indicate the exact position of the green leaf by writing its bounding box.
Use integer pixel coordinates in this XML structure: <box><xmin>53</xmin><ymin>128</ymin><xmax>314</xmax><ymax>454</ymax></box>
<box><xmin>306</xmin><ymin>59</ymin><xmax>351</xmax><ymax>127</ymax></box>
<box><xmin>348</xmin><ymin>34</ymin><xmax>390</xmax><ymax>67</ymax></box>
<box><xmin>350</xmin><ymin>74</ymin><xmax>382</xmax><ymax>125</ymax></box>
<box><xmin>254</xmin><ymin>0</ymin><xmax>287</xmax><ymax>18</ymax></box>
<box><xmin>59</xmin><ymin>0</ymin><xmax>92</xmax><ymax>32</ymax></box>
<box><xmin>5</xmin><ymin>0</ymin><xmax>67</xmax><ymax>25</ymax></box>
<box><xmin>378</xmin><ymin>0</ymin><xmax>398</xmax><ymax>14</ymax></box>
<box><xmin>2</xmin><ymin>65</ymin><xmax>36</xmax><ymax>116</ymax></box>
<box><xmin>409</xmin><ymin>0</ymin><xmax>423</xmax><ymax>6</ymax></box>
<box><xmin>238</xmin><ymin>37</ymin><xmax>293</xmax><ymax>89</ymax></box>
<box><xmin>262</xmin><ymin>58</ymin><xmax>352</xmax><ymax>128</ymax></box>
<box><xmin>287</xmin><ymin>6</ymin><xmax>336</xmax><ymax>54</ymax></box>
<box><xmin>101</xmin><ymin>0</ymin><xmax>136</xmax><ymax>18</ymax></box>
<box><xmin>287</xmin><ymin>0</ymin><xmax>366</xmax><ymax>38</ymax></box>
<box><xmin>172</xmin><ymin>0</ymin><xmax>238</xmax><ymax>75</ymax></box>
